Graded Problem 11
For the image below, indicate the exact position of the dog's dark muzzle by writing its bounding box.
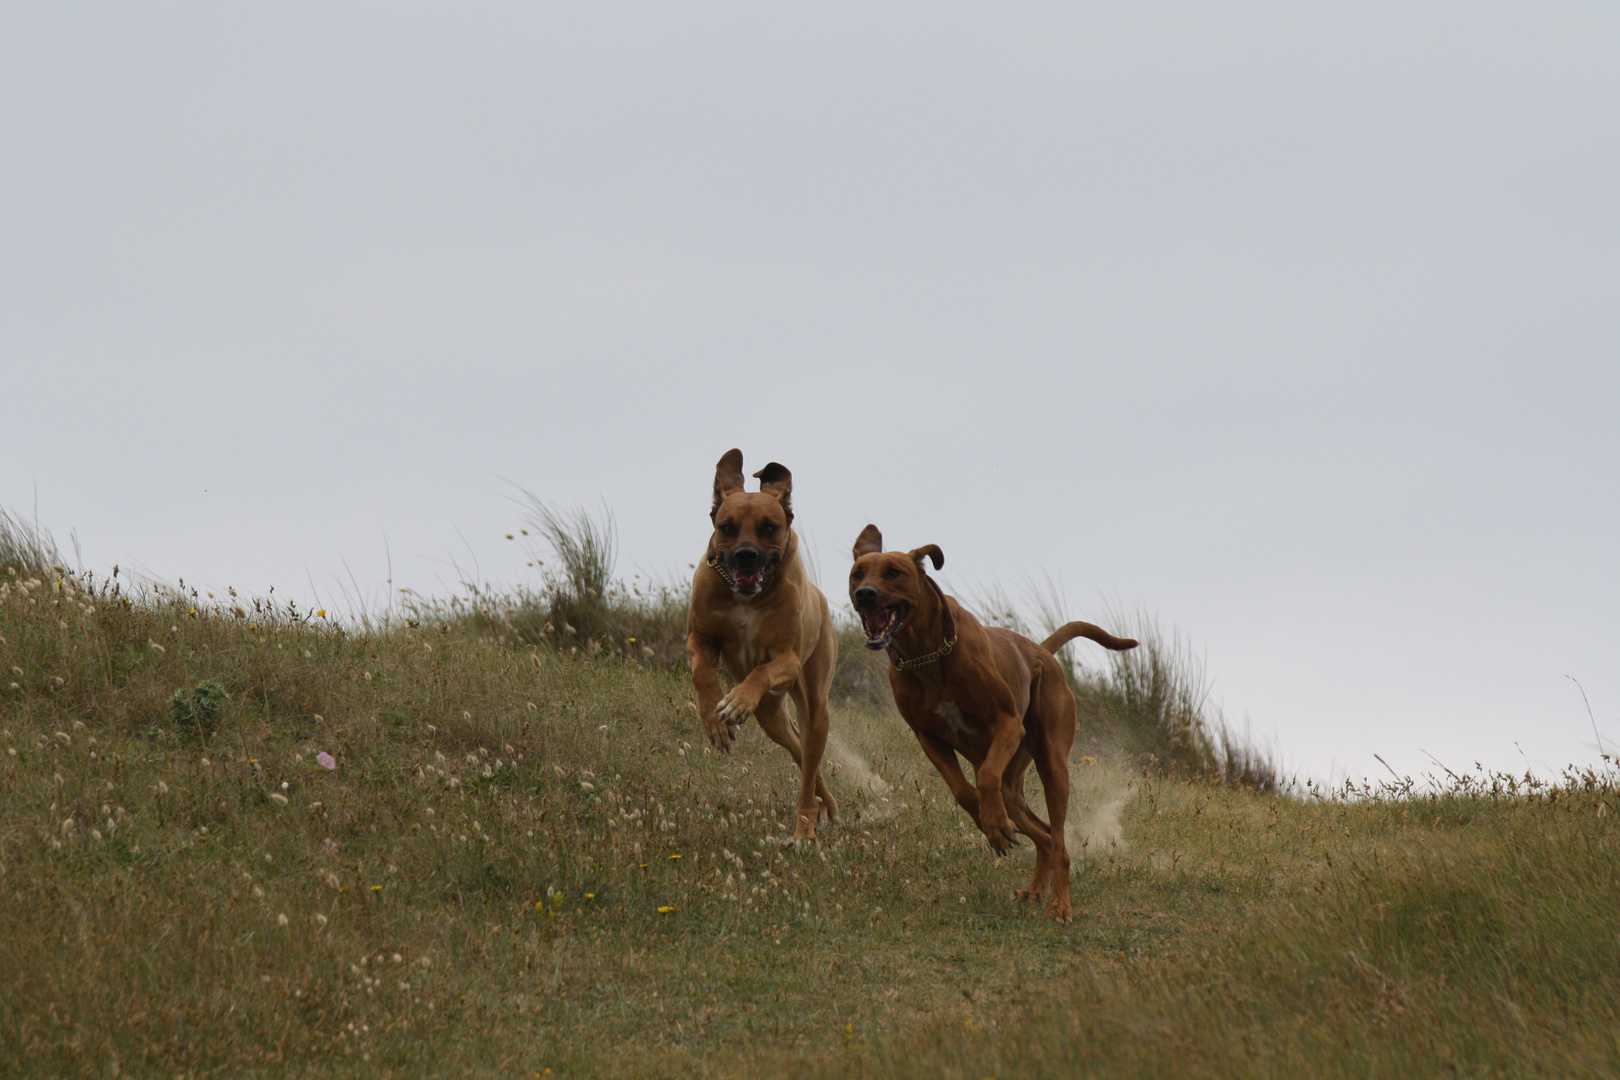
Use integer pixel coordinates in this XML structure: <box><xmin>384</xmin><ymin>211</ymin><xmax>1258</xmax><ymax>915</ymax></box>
<box><xmin>724</xmin><ymin>546</ymin><xmax>779</xmax><ymax>596</ymax></box>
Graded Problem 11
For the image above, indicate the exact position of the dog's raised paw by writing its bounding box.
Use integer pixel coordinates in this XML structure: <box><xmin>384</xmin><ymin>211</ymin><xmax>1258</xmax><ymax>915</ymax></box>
<box><xmin>715</xmin><ymin>692</ymin><xmax>756</xmax><ymax>726</ymax></box>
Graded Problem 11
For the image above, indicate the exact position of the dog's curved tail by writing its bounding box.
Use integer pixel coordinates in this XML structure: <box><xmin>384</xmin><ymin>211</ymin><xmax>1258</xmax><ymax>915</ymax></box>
<box><xmin>1040</xmin><ymin>621</ymin><xmax>1139</xmax><ymax>654</ymax></box>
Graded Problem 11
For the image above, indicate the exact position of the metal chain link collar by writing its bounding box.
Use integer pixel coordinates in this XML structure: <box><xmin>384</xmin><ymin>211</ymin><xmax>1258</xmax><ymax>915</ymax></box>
<box><xmin>706</xmin><ymin>556</ymin><xmax>737</xmax><ymax>590</ymax></box>
<box><xmin>889</xmin><ymin>632</ymin><xmax>959</xmax><ymax>671</ymax></box>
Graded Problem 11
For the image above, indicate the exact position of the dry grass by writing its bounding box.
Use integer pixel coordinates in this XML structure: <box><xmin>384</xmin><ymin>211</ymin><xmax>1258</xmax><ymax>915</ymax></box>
<box><xmin>817</xmin><ymin>765</ymin><xmax>1620</xmax><ymax>1079</ymax></box>
<box><xmin>3</xmin><ymin>511</ymin><xmax>1615</xmax><ymax>1078</ymax></box>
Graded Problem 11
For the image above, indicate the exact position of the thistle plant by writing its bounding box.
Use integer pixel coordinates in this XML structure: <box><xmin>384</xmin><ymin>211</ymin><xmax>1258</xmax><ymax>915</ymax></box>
<box><xmin>168</xmin><ymin>678</ymin><xmax>227</xmax><ymax>740</ymax></box>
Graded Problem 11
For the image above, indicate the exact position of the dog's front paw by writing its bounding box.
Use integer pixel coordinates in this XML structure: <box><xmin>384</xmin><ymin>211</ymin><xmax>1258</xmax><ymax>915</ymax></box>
<box><xmin>715</xmin><ymin>689</ymin><xmax>757</xmax><ymax>728</ymax></box>
<box><xmin>700</xmin><ymin>711</ymin><xmax>735</xmax><ymax>752</ymax></box>
<box><xmin>981</xmin><ymin>816</ymin><xmax>1020</xmax><ymax>856</ymax></box>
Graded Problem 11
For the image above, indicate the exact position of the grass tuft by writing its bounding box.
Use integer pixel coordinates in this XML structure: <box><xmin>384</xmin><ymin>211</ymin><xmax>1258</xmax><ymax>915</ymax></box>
<box><xmin>1074</xmin><ymin>611</ymin><xmax>1280</xmax><ymax>791</ymax></box>
<box><xmin>515</xmin><ymin>494</ymin><xmax>617</xmax><ymax>608</ymax></box>
<box><xmin>978</xmin><ymin>584</ymin><xmax>1279</xmax><ymax>790</ymax></box>
<box><xmin>0</xmin><ymin>505</ymin><xmax>67</xmax><ymax>580</ymax></box>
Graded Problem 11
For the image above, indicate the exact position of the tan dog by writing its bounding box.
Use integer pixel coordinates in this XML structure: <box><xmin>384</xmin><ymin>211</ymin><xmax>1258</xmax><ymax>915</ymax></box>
<box><xmin>848</xmin><ymin>525</ymin><xmax>1137</xmax><ymax>921</ymax></box>
<box><xmin>687</xmin><ymin>449</ymin><xmax>838</xmax><ymax>840</ymax></box>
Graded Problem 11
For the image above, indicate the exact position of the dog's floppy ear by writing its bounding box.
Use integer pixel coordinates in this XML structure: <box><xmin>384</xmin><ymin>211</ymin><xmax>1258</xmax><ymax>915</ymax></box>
<box><xmin>853</xmin><ymin>524</ymin><xmax>884</xmax><ymax>560</ymax></box>
<box><xmin>711</xmin><ymin>449</ymin><xmax>745</xmax><ymax>521</ymax></box>
<box><xmin>908</xmin><ymin>544</ymin><xmax>944</xmax><ymax>571</ymax></box>
<box><xmin>752</xmin><ymin>462</ymin><xmax>793</xmax><ymax>524</ymax></box>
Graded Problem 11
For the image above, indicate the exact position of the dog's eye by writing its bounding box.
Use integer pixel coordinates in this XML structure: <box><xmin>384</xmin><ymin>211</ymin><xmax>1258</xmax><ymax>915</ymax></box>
<box><xmin>720</xmin><ymin>522</ymin><xmax>739</xmax><ymax>538</ymax></box>
<box><xmin>758</xmin><ymin>522</ymin><xmax>778</xmax><ymax>537</ymax></box>
<box><xmin>883</xmin><ymin>567</ymin><xmax>903</xmax><ymax>579</ymax></box>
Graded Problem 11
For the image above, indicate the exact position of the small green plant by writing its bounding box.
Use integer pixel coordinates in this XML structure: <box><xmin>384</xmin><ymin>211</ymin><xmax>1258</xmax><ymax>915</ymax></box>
<box><xmin>168</xmin><ymin>678</ymin><xmax>227</xmax><ymax>739</ymax></box>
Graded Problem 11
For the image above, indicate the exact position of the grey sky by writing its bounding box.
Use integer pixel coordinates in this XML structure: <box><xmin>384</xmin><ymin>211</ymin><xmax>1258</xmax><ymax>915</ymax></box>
<box><xmin>3</xmin><ymin>4</ymin><xmax>1616</xmax><ymax>783</ymax></box>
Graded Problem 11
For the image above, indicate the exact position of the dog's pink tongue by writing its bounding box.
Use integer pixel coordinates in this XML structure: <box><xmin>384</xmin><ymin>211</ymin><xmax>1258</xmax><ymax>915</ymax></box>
<box><xmin>860</xmin><ymin>608</ymin><xmax>890</xmax><ymax>638</ymax></box>
<box><xmin>734</xmin><ymin>568</ymin><xmax>764</xmax><ymax>589</ymax></box>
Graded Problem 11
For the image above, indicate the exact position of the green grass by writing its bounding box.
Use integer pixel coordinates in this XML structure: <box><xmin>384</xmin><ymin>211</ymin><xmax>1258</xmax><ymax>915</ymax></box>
<box><xmin>2</xmin><ymin>526</ymin><xmax>1617</xmax><ymax>1078</ymax></box>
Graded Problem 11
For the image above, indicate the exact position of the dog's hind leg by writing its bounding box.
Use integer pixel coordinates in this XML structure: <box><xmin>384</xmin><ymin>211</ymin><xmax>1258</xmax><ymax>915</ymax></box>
<box><xmin>789</xmin><ymin>684</ymin><xmax>837</xmax><ymax>829</ymax></box>
<box><xmin>1032</xmin><ymin>745</ymin><xmax>1073</xmax><ymax>922</ymax></box>
<box><xmin>1029</xmin><ymin>678</ymin><xmax>1077</xmax><ymax>922</ymax></box>
<box><xmin>755</xmin><ymin>692</ymin><xmax>829</xmax><ymax>840</ymax></box>
<box><xmin>1002</xmin><ymin>748</ymin><xmax>1055</xmax><ymax>904</ymax></box>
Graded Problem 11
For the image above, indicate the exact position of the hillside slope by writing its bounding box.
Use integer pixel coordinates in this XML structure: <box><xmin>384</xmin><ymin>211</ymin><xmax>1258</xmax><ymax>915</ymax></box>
<box><xmin>2</xmin><ymin>566</ymin><xmax>1616</xmax><ymax>1078</ymax></box>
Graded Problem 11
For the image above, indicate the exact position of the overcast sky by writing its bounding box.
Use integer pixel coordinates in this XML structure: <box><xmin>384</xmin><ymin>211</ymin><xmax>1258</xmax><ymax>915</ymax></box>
<box><xmin>3</xmin><ymin>4</ymin><xmax>1616</xmax><ymax>784</ymax></box>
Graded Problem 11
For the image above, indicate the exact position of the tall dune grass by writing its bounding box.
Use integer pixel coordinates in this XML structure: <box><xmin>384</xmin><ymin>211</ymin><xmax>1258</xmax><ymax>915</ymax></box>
<box><xmin>0</xmin><ymin>505</ymin><xmax>67</xmax><ymax>580</ymax></box>
<box><xmin>975</xmin><ymin>586</ymin><xmax>1279</xmax><ymax>791</ymax></box>
<box><xmin>1076</xmin><ymin>611</ymin><xmax>1279</xmax><ymax>791</ymax></box>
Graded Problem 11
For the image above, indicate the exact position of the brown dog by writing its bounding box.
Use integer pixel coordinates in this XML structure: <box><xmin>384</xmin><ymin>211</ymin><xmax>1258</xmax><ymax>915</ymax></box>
<box><xmin>687</xmin><ymin>449</ymin><xmax>838</xmax><ymax>840</ymax></box>
<box><xmin>848</xmin><ymin>525</ymin><xmax>1137</xmax><ymax>921</ymax></box>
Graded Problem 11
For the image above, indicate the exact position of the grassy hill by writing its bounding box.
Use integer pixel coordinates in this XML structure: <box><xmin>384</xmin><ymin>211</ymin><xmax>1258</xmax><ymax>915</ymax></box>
<box><xmin>2</xmin><ymin>516</ymin><xmax>1617</xmax><ymax>1078</ymax></box>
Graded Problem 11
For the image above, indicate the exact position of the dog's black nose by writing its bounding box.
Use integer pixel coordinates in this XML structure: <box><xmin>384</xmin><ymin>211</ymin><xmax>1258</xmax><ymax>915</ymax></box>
<box><xmin>853</xmin><ymin>585</ymin><xmax>878</xmax><ymax>607</ymax></box>
<box><xmin>731</xmin><ymin>545</ymin><xmax>761</xmax><ymax>569</ymax></box>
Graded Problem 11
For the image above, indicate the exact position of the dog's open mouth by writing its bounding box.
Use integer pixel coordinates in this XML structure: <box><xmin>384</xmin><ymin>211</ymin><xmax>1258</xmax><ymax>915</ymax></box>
<box><xmin>857</xmin><ymin>602</ymin><xmax>908</xmax><ymax>649</ymax></box>
<box><xmin>726</xmin><ymin>559</ymin><xmax>777</xmax><ymax>597</ymax></box>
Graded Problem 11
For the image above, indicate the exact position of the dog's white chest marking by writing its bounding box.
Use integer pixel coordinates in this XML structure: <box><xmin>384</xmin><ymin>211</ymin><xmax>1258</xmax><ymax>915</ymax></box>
<box><xmin>728</xmin><ymin>604</ymin><xmax>767</xmax><ymax>670</ymax></box>
<box><xmin>934</xmin><ymin>701</ymin><xmax>969</xmax><ymax>739</ymax></box>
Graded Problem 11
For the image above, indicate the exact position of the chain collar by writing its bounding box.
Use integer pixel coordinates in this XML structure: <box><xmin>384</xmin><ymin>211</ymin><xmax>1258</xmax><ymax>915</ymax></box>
<box><xmin>889</xmin><ymin>632</ymin><xmax>958</xmax><ymax>671</ymax></box>
<box><xmin>706</xmin><ymin>555</ymin><xmax>737</xmax><ymax>589</ymax></box>
<box><xmin>888</xmin><ymin>574</ymin><xmax>959</xmax><ymax>671</ymax></box>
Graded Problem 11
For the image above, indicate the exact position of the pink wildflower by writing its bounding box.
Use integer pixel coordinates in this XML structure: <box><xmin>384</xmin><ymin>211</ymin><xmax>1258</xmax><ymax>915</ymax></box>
<box><xmin>316</xmin><ymin>752</ymin><xmax>336</xmax><ymax>770</ymax></box>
